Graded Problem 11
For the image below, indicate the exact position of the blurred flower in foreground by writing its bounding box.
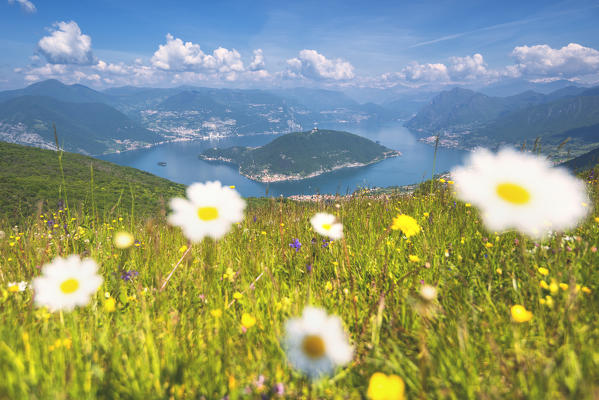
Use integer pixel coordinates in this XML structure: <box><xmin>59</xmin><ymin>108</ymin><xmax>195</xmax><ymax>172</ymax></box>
<box><xmin>311</xmin><ymin>213</ymin><xmax>343</xmax><ymax>240</ymax></box>
<box><xmin>451</xmin><ymin>148</ymin><xmax>589</xmax><ymax>238</ymax></box>
<box><xmin>367</xmin><ymin>372</ymin><xmax>405</xmax><ymax>400</ymax></box>
<box><xmin>511</xmin><ymin>305</ymin><xmax>533</xmax><ymax>323</ymax></box>
<box><xmin>283</xmin><ymin>306</ymin><xmax>352</xmax><ymax>379</ymax></box>
<box><xmin>8</xmin><ymin>281</ymin><xmax>28</xmax><ymax>292</ymax></box>
<box><xmin>32</xmin><ymin>255</ymin><xmax>103</xmax><ymax>312</ymax></box>
<box><xmin>114</xmin><ymin>231</ymin><xmax>134</xmax><ymax>249</ymax></box>
<box><xmin>168</xmin><ymin>181</ymin><xmax>246</xmax><ymax>242</ymax></box>
<box><xmin>391</xmin><ymin>214</ymin><xmax>421</xmax><ymax>238</ymax></box>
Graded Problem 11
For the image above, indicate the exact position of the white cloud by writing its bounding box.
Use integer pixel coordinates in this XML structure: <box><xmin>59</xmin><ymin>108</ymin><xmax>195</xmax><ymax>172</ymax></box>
<box><xmin>151</xmin><ymin>34</ymin><xmax>244</xmax><ymax>74</ymax></box>
<box><xmin>8</xmin><ymin>0</ymin><xmax>36</xmax><ymax>13</ymax></box>
<box><xmin>248</xmin><ymin>49</ymin><xmax>266</xmax><ymax>71</ymax></box>
<box><xmin>37</xmin><ymin>21</ymin><xmax>95</xmax><ymax>65</ymax></box>
<box><xmin>511</xmin><ymin>43</ymin><xmax>599</xmax><ymax>79</ymax></box>
<box><xmin>286</xmin><ymin>49</ymin><xmax>354</xmax><ymax>80</ymax></box>
<box><xmin>448</xmin><ymin>53</ymin><xmax>491</xmax><ymax>80</ymax></box>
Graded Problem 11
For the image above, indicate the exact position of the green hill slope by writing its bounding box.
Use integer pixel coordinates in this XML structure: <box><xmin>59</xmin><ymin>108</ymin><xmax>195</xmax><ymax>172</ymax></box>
<box><xmin>201</xmin><ymin>129</ymin><xmax>401</xmax><ymax>182</ymax></box>
<box><xmin>0</xmin><ymin>95</ymin><xmax>157</xmax><ymax>154</ymax></box>
<box><xmin>0</xmin><ymin>141</ymin><xmax>184</xmax><ymax>220</ymax></box>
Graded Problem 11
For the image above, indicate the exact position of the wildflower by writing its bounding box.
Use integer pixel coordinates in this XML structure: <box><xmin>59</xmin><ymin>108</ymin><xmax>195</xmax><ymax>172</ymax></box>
<box><xmin>7</xmin><ymin>281</ymin><xmax>28</xmax><ymax>292</ymax></box>
<box><xmin>496</xmin><ymin>268</ymin><xmax>503</xmax><ymax>275</ymax></box>
<box><xmin>310</xmin><ymin>213</ymin><xmax>343</xmax><ymax>240</ymax></box>
<box><xmin>391</xmin><ymin>214</ymin><xmax>421</xmax><ymax>238</ymax></box>
<box><xmin>273</xmin><ymin>382</ymin><xmax>285</xmax><ymax>396</ymax></box>
<box><xmin>485</xmin><ymin>242</ymin><xmax>493</xmax><ymax>248</ymax></box>
<box><xmin>559</xmin><ymin>283</ymin><xmax>569</xmax><ymax>291</ymax></box>
<box><xmin>419</xmin><ymin>284</ymin><xmax>437</xmax><ymax>302</ymax></box>
<box><xmin>451</xmin><ymin>148</ymin><xmax>589</xmax><ymax>238</ymax></box>
<box><xmin>261</xmin><ymin>231</ymin><xmax>267</xmax><ymax>235</ymax></box>
<box><xmin>32</xmin><ymin>255</ymin><xmax>103</xmax><ymax>312</ymax></box>
<box><xmin>104</xmin><ymin>297</ymin><xmax>116</xmax><ymax>313</ymax></box>
<box><xmin>325</xmin><ymin>282</ymin><xmax>333</xmax><ymax>291</ymax></box>
<box><xmin>544</xmin><ymin>295</ymin><xmax>554</xmax><ymax>308</ymax></box>
<box><xmin>233</xmin><ymin>292</ymin><xmax>243</xmax><ymax>300</ymax></box>
<box><xmin>168</xmin><ymin>181</ymin><xmax>246</xmax><ymax>242</ymax></box>
<box><xmin>120</xmin><ymin>270</ymin><xmax>139</xmax><ymax>281</ymax></box>
<box><xmin>283</xmin><ymin>306</ymin><xmax>353</xmax><ymax>379</ymax></box>
<box><xmin>179</xmin><ymin>245</ymin><xmax>188</xmax><ymax>253</ymax></box>
<box><xmin>241</xmin><ymin>313</ymin><xmax>256</xmax><ymax>329</ymax></box>
<box><xmin>408</xmin><ymin>255</ymin><xmax>420</xmax><ymax>263</ymax></box>
<box><xmin>289</xmin><ymin>238</ymin><xmax>302</xmax><ymax>252</ymax></box>
<box><xmin>322</xmin><ymin>239</ymin><xmax>330</xmax><ymax>248</ymax></box>
<box><xmin>367</xmin><ymin>372</ymin><xmax>405</xmax><ymax>400</ymax></box>
<box><xmin>540</xmin><ymin>280</ymin><xmax>549</xmax><ymax>290</ymax></box>
<box><xmin>211</xmin><ymin>309</ymin><xmax>222</xmax><ymax>318</ymax></box>
<box><xmin>306</xmin><ymin>264</ymin><xmax>313</xmax><ymax>273</ymax></box>
<box><xmin>510</xmin><ymin>305</ymin><xmax>533</xmax><ymax>323</ymax></box>
<box><xmin>582</xmin><ymin>286</ymin><xmax>591</xmax><ymax>294</ymax></box>
<box><xmin>538</xmin><ymin>267</ymin><xmax>549</xmax><ymax>276</ymax></box>
<box><xmin>223</xmin><ymin>267</ymin><xmax>236</xmax><ymax>282</ymax></box>
<box><xmin>114</xmin><ymin>231</ymin><xmax>134</xmax><ymax>249</ymax></box>
<box><xmin>549</xmin><ymin>280</ymin><xmax>559</xmax><ymax>294</ymax></box>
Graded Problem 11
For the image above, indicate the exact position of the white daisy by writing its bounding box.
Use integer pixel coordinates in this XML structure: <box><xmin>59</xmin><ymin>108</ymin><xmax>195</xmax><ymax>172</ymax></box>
<box><xmin>7</xmin><ymin>281</ymin><xmax>28</xmax><ymax>292</ymax></box>
<box><xmin>114</xmin><ymin>231</ymin><xmax>134</xmax><ymax>249</ymax></box>
<box><xmin>310</xmin><ymin>213</ymin><xmax>343</xmax><ymax>240</ymax></box>
<box><xmin>32</xmin><ymin>255</ymin><xmax>103</xmax><ymax>312</ymax></box>
<box><xmin>451</xmin><ymin>147</ymin><xmax>590</xmax><ymax>238</ymax></box>
<box><xmin>283</xmin><ymin>306</ymin><xmax>353</xmax><ymax>379</ymax></box>
<box><xmin>168</xmin><ymin>181</ymin><xmax>246</xmax><ymax>242</ymax></box>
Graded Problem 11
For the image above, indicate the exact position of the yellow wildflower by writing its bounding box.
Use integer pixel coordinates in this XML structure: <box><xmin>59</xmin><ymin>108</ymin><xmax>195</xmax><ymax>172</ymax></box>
<box><xmin>582</xmin><ymin>286</ymin><xmax>591</xmax><ymax>294</ymax></box>
<box><xmin>367</xmin><ymin>372</ymin><xmax>405</xmax><ymax>400</ymax></box>
<box><xmin>104</xmin><ymin>297</ymin><xmax>116</xmax><ymax>313</ymax></box>
<box><xmin>233</xmin><ymin>292</ymin><xmax>243</xmax><ymax>300</ymax></box>
<box><xmin>408</xmin><ymin>255</ymin><xmax>420</xmax><ymax>263</ymax></box>
<box><xmin>485</xmin><ymin>242</ymin><xmax>494</xmax><ymax>248</ymax></box>
<box><xmin>241</xmin><ymin>313</ymin><xmax>256</xmax><ymax>329</ymax></box>
<box><xmin>559</xmin><ymin>283</ymin><xmax>569</xmax><ymax>291</ymax></box>
<box><xmin>511</xmin><ymin>305</ymin><xmax>533</xmax><ymax>323</ymax></box>
<box><xmin>391</xmin><ymin>214</ymin><xmax>421</xmax><ymax>238</ymax></box>
<box><xmin>537</xmin><ymin>267</ymin><xmax>549</xmax><ymax>276</ymax></box>
<box><xmin>211</xmin><ymin>309</ymin><xmax>222</xmax><ymax>318</ymax></box>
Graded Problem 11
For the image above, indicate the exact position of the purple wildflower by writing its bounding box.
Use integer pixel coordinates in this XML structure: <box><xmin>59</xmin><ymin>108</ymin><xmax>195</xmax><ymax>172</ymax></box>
<box><xmin>321</xmin><ymin>239</ymin><xmax>330</xmax><ymax>248</ymax></box>
<box><xmin>274</xmin><ymin>383</ymin><xmax>284</xmax><ymax>395</ymax></box>
<box><xmin>289</xmin><ymin>238</ymin><xmax>301</xmax><ymax>252</ymax></box>
<box><xmin>121</xmin><ymin>270</ymin><xmax>139</xmax><ymax>281</ymax></box>
<box><xmin>306</xmin><ymin>264</ymin><xmax>312</xmax><ymax>273</ymax></box>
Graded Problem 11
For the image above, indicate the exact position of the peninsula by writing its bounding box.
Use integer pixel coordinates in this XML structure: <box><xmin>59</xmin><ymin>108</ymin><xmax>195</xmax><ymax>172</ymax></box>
<box><xmin>199</xmin><ymin>128</ymin><xmax>401</xmax><ymax>182</ymax></box>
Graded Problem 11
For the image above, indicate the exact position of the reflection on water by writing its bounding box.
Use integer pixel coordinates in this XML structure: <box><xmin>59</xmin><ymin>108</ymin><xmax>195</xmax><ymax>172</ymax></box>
<box><xmin>98</xmin><ymin>124</ymin><xmax>468</xmax><ymax>197</ymax></box>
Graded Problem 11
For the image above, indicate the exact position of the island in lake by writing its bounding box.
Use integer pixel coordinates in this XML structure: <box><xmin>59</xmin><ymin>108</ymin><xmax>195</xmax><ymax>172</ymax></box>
<box><xmin>199</xmin><ymin>128</ymin><xmax>401</xmax><ymax>182</ymax></box>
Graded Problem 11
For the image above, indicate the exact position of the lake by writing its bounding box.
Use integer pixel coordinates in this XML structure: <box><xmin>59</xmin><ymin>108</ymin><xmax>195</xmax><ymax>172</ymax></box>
<box><xmin>99</xmin><ymin>124</ymin><xmax>469</xmax><ymax>197</ymax></box>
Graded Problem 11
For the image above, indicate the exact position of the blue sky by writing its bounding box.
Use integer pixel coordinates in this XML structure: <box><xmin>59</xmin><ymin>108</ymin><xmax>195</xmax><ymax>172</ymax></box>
<box><xmin>1</xmin><ymin>0</ymin><xmax>599</xmax><ymax>92</ymax></box>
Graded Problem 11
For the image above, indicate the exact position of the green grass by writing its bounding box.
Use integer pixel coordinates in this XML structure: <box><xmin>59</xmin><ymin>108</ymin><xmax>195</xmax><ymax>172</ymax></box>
<box><xmin>1</xmin><ymin>164</ymin><xmax>599</xmax><ymax>399</ymax></box>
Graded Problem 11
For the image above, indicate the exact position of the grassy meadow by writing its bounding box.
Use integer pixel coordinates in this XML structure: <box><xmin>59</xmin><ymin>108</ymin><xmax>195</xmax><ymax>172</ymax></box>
<box><xmin>1</xmin><ymin>152</ymin><xmax>599</xmax><ymax>399</ymax></box>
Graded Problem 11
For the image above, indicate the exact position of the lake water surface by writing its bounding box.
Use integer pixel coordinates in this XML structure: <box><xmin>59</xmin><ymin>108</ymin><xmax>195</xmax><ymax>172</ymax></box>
<box><xmin>99</xmin><ymin>124</ymin><xmax>469</xmax><ymax>197</ymax></box>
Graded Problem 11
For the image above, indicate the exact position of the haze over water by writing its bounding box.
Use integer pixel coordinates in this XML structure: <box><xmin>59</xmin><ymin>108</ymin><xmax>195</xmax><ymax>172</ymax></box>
<box><xmin>99</xmin><ymin>124</ymin><xmax>468</xmax><ymax>197</ymax></box>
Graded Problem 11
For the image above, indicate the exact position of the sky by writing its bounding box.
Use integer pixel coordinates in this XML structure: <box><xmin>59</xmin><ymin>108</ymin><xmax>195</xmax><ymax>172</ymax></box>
<box><xmin>1</xmin><ymin>0</ymin><xmax>599</xmax><ymax>94</ymax></box>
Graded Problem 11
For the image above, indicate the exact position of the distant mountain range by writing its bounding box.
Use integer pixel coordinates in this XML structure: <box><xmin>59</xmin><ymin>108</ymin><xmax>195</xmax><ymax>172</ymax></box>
<box><xmin>0</xmin><ymin>80</ymin><xmax>404</xmax><ymax>154</ymax></box>
<box><xmin>406</xmin><ymin>86</ymin><xmax>599</xmax><ymax>158</ymax></box>
<box><xmin>200</xmin><ymin>128</ymin><xmax>401</xmax><ymax>182</ymax></box>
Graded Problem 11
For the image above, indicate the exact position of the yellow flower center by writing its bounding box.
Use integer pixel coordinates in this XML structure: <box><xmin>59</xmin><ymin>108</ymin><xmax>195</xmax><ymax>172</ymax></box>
<box><xmin>496</xmin><ymin>183</ymin><xmax>531</xmax><ymax>205</ymax></box>
<box><xmin>197</xmin><ymin>206</ymin><xmax>219</xmax><ymax>221</ymax></box>
<box><xmin>301</xmin><ymin>335</ymin><xmax>326</xmax><ymax>359</ymax></box>
<box><xmin>60</xmin><ymin>278</ymin><xmax>79</xmax><ymax>294</ymax></box>
<box><xmin>322</xmin><ymin>223</ymin><xmax>332</xmax><ymax>231</ymax></box>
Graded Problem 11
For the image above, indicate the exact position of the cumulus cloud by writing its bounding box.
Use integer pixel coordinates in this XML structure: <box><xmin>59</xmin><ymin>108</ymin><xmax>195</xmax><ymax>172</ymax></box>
<box><xmin>248</xmin><ymin>49</ymin><xmax>266</xmax><ymax>71</ymax></box>
<box><xmin>151</xmin><ymin>34</ymin><xmax>244</xmax><ymax>74</ymax></box>
<box><xmin>377</xmin><ymin>53</ymin><xmax>514</xmax><ymax>88</ymax></box>
<box><xmin>286</xmin><ymin>49</ymin><xmax>354</xmax><ymax>80</ymax></box>
<box><xmin>8</xmin><ymin>0</ymin><xmax>36</xmax><ymax>13</ymax></box>
<box><xmin>37</xmin><ymin>21</ymin><xmax>95</xmax><ymax>65</ymax></box>
<box><xmin>511</xmin><ymin>43</ymin><xmax>599</xmax><ymax>79</ymax></box>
